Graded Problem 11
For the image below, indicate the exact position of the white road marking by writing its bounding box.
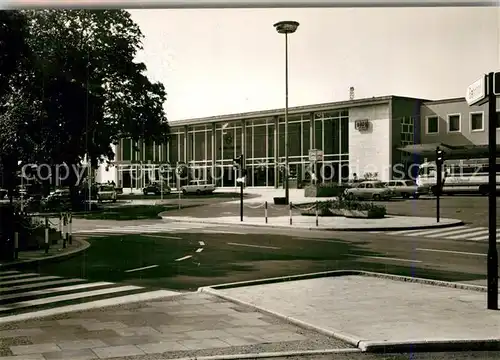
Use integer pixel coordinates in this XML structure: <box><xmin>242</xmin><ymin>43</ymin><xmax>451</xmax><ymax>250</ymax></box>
<box><xmin>125</xmin><ymin>265</ymin><xmax>159</xmax><ymax>273</ymax></box>
<box><xmin>402</xmin><ymin>227</ymin><xmax>471</xmax><ymax>237</ymax></box>
<box><xmin>469</xmin><ymin>229</ymin><xmax>500</xmax><ymax>241</ymax></box>
<box><xmin>199</xmin><ymin>241</ymin><xmax>205</xmax><ymax>246</ymax></box>
<box><xmin>0</xmin><ymin>285</ymin><xmax>142</xmax><ymax>312</ymax></box>
<box><xmin>347</xmin><ymin>254</ymin><xmax>421</xmax><ymax>263</ymax></box>
<box><xmin>175</xmin><ymin>255</ymin><xmax>192</xmax><ymax>262</ymax></box>
<box><xmin>386</xmin><ymin>229</ymin><xmax>428</xmax><ymax>236</ymax></box>
<box><xmin>0</xmin><ymin>273</ymin><xmax>38</xmax><ymax>281</ymax></box>
<box><xmin>202</xmin><ymin>230</ymin><xmax>246</xmax><ymax>234</ymax></box>
<box><xmin>0</xmin><ymin>276</ymin><xmax>60</xmax><ymax>286</ymax></box>
<box><xmin>444</xmin><ymin>229</ymin><xmax>490</xmax><ymax>240</ymax></box>
<box><xmin>416</xmin><ymin>248</ymin><xmax>485</xmax><ymax>257</ymax></box>
<box><xmin>0</xmin><ymin>271</ymin><xmax>19</xmax><ymax>276</ymax></box>
<box><xmin>294</xmin><ymin>238</ymin><xmax>345</xmax><ymax>244</ymax></box>
<box><xmin>143</xmin><ymin>234</ymin><xmax>182</xmax><ymax>240</ymax></box>
<box><xmin>426</xmin><ymin>227</ymin><xmax>487</xmax><ymax>238</ymax></box>
<box><xmin>227</xmin><ymin>242</ymin><xmax>280</xmax><ymax>250</ymax></box>
<box><xmin>0</xmin><ymin>282</ymin><xmax>114</xmax><ymax>301</ymax></box>
<box><xmin>0</xmin><ymin>279</ymin><xmax>86</xmax><ymax>293</ymax></box>
<box><xmin>0</xmin><ymin>290</ymin><xmax>179</xmax><ymax>325</ymax></box>
<box><xmin>196</xmin><ymin>248</ymin><xmax>203</xmax><ymax>253</ymax></box>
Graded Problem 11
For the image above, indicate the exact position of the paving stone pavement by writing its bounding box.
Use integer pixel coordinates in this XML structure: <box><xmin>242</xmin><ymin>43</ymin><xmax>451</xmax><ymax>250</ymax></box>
<box><xmin>213</xmin><ymin>275</ymin><xmax>500</xmax><ymax>346</ymax></box>
<box><xmin>0</xmin><ymin>292</ymin><xmax>352</xmax><ymax>359</ymax></box>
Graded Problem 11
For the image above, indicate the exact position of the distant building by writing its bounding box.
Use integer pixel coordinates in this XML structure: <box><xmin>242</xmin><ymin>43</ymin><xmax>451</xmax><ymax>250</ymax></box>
<box><xmin>97</xmin><ymin>95</ymin><xmax>500</xmax><ymax>192</ymax></box>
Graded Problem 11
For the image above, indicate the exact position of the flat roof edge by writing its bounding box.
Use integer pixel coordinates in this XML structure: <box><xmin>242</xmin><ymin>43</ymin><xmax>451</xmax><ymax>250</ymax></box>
<box><xmin>170</xmin><ymin>95</ymin><xmax>394</xmax><ymax>127</ymax></box>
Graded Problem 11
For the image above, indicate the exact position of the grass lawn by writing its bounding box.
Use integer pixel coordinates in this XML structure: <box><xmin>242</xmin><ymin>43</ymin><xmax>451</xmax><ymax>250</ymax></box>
<box><xmin>118</xmin><ymin>192</ymin><xmax>253</xmax><ymax>200</ymax></box>
<box><xmin>36</xmin><ymin>233</ymin><xmax>485</xmax><ymax>291</ymax></box>
<box><xmin>73</xmin><ymin>204</ymin><xmax>200</xmax><ymax>220</ymax></box>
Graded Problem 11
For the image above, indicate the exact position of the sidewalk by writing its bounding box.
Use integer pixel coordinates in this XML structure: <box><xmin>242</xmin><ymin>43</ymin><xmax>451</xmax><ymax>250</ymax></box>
<box><xmin>0</xmin><ymin>292</ymin><xmax>354</xmax><ymax>359</ymax></box>
<box><xmin>0</xmin><ymin>237</ymin><xmax>88</xmax><ymax>270</ymax></box>
<box><xmin>202</xmin><ymin>272</ymin><xmax>500</xmax><ymax>353</ymax></box>
<box><xmin>162</xmin><ymin>214</ymin><xmax>463</xmax><ymax>231</ymax></box>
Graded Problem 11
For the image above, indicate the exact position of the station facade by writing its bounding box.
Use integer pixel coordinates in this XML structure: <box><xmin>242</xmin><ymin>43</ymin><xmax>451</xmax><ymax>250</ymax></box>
<box><xmin>96</xmin><ymin>95</ymin><xmax>499</xmax><ymax>191</ymax></box>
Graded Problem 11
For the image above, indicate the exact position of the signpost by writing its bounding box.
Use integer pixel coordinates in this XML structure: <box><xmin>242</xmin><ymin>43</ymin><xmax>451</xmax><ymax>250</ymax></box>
<box><xmin>308</xmin><ymin>149</ymin><xmax>323</xmax><ymax>185</ymax></box>
<box><xmin>465</xmin><ymin>75</ymin><xmax>487</xmax><ymax>106</ymax></box>
<box><xmin>233</xmin><ymin>155</ymin><xmax>244</xmax><ymax>222</ymax></box>
<box><xmin>467</xmin><ymin>71</ymin><xmax>498</xmax><ymax>310</ymax></box>
<box><xmin>435</xmin><ymin>147</ymin><xmax>444</xmax><ymax>223</ymax></box>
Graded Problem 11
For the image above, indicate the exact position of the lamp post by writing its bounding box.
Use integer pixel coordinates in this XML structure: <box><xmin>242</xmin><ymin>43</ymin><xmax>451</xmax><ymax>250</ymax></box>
<box><xmin>274</xmin><ymin>20</ymin><xmax>299</xmax><ymax>205</ymax></box>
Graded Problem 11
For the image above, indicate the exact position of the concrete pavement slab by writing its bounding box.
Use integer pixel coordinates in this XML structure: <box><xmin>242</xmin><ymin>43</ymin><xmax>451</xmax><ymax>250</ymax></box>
<box><xmin>0</xmin><ymin>292</ymin><xmax>352</xmax><ymax>359</ymax></box>
<box><xmin>206</xmin><ymin>274</ymin><xmax>500</xmax><ymax>352</ymax></box>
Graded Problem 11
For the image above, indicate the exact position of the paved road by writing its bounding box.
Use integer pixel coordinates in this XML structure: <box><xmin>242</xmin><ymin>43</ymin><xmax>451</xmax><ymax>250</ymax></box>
<box><xmin>167</xmin><ymin>195</ymin><xmax>500</xmax><ymax>227</ymax></box>
<box><xmin>1</xmin><ymin>227</ymin><xmax>489</xmax><ymax>319</ymax></box>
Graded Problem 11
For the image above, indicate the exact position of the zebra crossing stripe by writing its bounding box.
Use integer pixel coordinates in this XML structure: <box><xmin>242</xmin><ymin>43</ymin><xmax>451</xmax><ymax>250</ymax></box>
<box><xmin>0</xmin><ymin>273</ymin><xmax>39</xmax><ymax>281</ymax></box>
<box><xmin>425</xmin><ymin>227</ymin><xmax>488</xmax><ymax>238</ymax></box>
<box><xmin>0</xmin><ymin>279</ymin><xmax>86</xmax><ymax>293</ymax></box>
<box><xmin>468</xmin><ymin>229</ymin><xmax>500</xmax><ymax>241</ymax></box>
<box><xmin>0</xmin><ymin>285</ymin><xmax>142</xmax><ymax>312</ymax></box>
<box><xmin>398</xmin><ymin>227</ymin><xmax>470</xmax><ymax>237</ymax></box>
<box><xmin>444</xmin><ymin>229</ymin><xmax>491</xmax><ymax>240</ymax></box>
<box><xmin>386</xmin><ymin>229</ymin><xmax>429</xmax><ymax>236</ymax></box>
<box><xmin>0</xmin><ymin>282</ymin><xmax>114</xmax><ymax>302</ymax></box>
<box><xmin>0</xmin><ymin>271</ymin><xmax>19</xmax><ymax>276</ymax></box>
<box><xmin>0</xmin><ymin>276</ymin><xmax>61</xmax><ymax>286</ymax></box>
<box><xmin>0</xmin><ymin>290</ymin><xmax>178</xmax><ymax>325</ymax></box>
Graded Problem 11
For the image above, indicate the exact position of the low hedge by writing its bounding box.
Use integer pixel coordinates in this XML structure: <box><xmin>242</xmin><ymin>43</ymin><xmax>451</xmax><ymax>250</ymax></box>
<box><xmin>300</xmin><ymin>199</ymin><xmax>387</xmax><ymax>219</ymax></box>
<box><xmin>304</xmin><ymin>183</ymin><xmax>349</xmax><ymax>197</ymax></box>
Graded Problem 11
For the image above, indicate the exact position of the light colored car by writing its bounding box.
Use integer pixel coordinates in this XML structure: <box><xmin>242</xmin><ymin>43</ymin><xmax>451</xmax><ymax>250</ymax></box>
<box><xmin>344</xmin><ymin>180</ymin><xmax>395</xmax><ymax>201</ymax></box>
<box><xmin>180</xmin><ymin>180</ymin><xmax>216</xmax><ymax>195</ymax></box>
<box><xmin>97</xmin><ymin>185</ymin><xmax>117</xmax><ymax>203</ymax></box>
<box><xmin>384</xmin><ymin>179</ymin><xmax>429</xmax><ymax>199</ymax></box>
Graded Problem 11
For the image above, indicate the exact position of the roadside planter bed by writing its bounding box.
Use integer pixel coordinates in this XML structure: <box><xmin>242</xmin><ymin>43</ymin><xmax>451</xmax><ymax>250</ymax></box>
<box><xmin>304</xmin><ymin>183</ymin><xmax>349</xmax><ymax>198</ymax></box>
<box><xmin>300</xmin><ymin>199</ymin><xmax>387</xmax><ymax>219</ymax></box>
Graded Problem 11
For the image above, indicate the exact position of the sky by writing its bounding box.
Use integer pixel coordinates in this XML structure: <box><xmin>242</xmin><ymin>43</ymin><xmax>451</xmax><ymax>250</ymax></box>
<box><xmin>128</xmin><ymin>7</ymin><xmax>499</xmax><ymax>122</ymax></box>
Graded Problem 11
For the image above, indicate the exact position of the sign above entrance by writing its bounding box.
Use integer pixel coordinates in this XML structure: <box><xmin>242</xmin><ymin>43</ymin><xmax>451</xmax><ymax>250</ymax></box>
<box><xmin>308</xmin><ymin>149</ymin><xmax>324</xmax><ymax>161</ymax></box>
<box><xmin>354</xmin><ymin>119</ymin><xmax>370</xmax><ymax>131</ymax></box>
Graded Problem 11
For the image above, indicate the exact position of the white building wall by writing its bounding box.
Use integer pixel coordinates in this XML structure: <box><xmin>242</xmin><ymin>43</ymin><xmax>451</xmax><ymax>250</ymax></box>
<box><xmin>348</xmin><ymin>104</ymin><xmax>392</xmax><ymax>182</ymax></box>
<box><xmin>96</xmin><ymin>144</ymin><xmax>118</xmax><ymax>184</ymax></box>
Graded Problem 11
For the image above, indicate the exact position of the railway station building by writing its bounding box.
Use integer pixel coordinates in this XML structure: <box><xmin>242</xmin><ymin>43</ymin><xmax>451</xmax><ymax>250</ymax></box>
<box><xmin>97</xmin><ymin>95</ymin><xmax>500</xmax><ymax>191</ymax></box>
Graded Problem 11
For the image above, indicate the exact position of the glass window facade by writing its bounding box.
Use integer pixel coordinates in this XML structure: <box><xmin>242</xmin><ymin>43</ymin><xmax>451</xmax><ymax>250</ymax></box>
<box><xmin>115</xmin><ymin>108</ymin><xmax>350</xmax><ymax>189</ymax></box>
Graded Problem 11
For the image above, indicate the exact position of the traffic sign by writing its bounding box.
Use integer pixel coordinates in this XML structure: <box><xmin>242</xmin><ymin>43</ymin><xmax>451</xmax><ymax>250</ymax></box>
<box><xmin>466</xmin><ymin>75</ymin><xmax>487</xmax><ymax>106</ymax></box>
<box><xmin>494</xmin><ymin>72</ymin><xmax>500</xmax><ymax>96</ymax></box>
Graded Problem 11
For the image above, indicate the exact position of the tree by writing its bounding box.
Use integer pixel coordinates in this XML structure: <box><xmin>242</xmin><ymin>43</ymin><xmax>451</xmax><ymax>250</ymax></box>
<box><xmin>1</xmin><ymin>10</ymin><xmax>170</xmax><ymax>207</ymax></box>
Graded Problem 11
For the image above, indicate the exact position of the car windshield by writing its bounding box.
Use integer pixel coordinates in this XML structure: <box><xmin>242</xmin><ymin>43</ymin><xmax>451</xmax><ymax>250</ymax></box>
<box><xmin>100</xmin><ymin>186</ymin><xmax>114</xmax><ymax>191</ymax></box>
<box><xmin>405</xmin><ymin>180</ymin><xmax>416</xmax><ymax>186</ymax></box>
<box><xmin>373</xmin><ymin>183</ymin><xmax>386</xmax><ymax>188</ymax></box>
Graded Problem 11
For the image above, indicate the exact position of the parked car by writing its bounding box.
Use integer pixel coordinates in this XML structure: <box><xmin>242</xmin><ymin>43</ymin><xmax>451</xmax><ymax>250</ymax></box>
<box><xmin>143</xmin><ymin>182</ymin><xmax>171</xmax><ymax>196</ymax></box>
<box><xmin>97</xmin><ymin>185</ymin><xmax>117</xmax><ymax>203</ymax></box>
<box><xmin>344</xmin><ymin>180</ymin><xmax>395</xmax><ymax>201</ymax></box>
<box><xmin>41</xmin><ymin>188</ymin><xmax>71</xmax><ymax>210</ymax></box>
<box><xmin>180</xmin><ymin>180</ymin><xmax>216</xmax><ymax>195</ymax></box>
<box><xmin>384</xmin><ymin>179</ymin><xmax>429</xmax><ymax>199</ymax></box>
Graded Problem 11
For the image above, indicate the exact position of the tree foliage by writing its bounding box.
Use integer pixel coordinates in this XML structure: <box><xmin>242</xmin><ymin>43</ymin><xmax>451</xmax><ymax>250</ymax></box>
<box><xmin>0</xmin><ymin>9</ymin><xmax>169</xmax><ymax>178</ymax></box>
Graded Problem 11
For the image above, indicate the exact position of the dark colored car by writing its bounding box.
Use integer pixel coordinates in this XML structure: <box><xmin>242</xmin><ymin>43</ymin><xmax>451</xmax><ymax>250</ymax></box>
<box><xmin>143</xmin><ymin>182</ymin><xmax>171</xmax><ymax>196</ymax></box>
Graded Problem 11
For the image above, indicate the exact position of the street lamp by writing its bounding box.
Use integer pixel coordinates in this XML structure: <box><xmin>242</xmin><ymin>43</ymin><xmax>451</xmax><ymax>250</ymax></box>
<box><xmin>274</xmin><ymin>20</ymin><xmax>299</xmax><ymax>205</ymax></box>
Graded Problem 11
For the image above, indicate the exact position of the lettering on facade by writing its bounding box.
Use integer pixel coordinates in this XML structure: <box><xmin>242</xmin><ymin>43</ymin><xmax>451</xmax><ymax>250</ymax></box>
<box><xmin>354</xmin><ymin>119</ymin><xmax>370</xmax><ymax>132</ymax></box>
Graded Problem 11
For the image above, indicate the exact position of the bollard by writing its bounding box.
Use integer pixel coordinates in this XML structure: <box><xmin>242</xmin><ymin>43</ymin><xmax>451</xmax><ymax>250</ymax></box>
<box><xmin>62</xmin><ymin>213</ymin><xmax>67</xmax><ymax>249</ymax></box>
<box><xmin>14</xmin><ymin>232</ymin><xmax>19</xmax><ymax>260</ymax></box>
<box><xmin>44</xmin><ymin>217</ymin><xmax>49</xmax><ymax>254</ymax></box>
<box><xmin>264</xmin><ymin>201</ymin><xmax>268</xmax><ymax>224</ymax></box>
<box><xmin>59</xmin><ymin>213</ymin><xmax>63</xmax><ymax>239</ymax></box>
<box><xmin>68</xmin><ymin>212</ymin><xmax>73</xmax><ymax>245</ymax></box>
<box><xmin>289</xmin><ymin>202</ymin><xmax>293</xmax><ymax>226</ymax></box>
<box><xmin>315</xmin><ymin>201</ymin><xmax>319</xmax><ymax>227</ymax></box>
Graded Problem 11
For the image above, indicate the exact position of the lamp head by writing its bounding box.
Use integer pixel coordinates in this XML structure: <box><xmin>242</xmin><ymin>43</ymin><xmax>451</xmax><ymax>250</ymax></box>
<box><xmin>273</xmin><ymin>21</ymin><xmax>299</xmax><ymax>34</ymax></box>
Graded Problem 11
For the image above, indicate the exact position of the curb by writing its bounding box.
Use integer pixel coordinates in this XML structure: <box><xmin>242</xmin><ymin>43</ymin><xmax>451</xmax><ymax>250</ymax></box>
<box><xmin>0</xmin><ymin>238</ymin><xmax>90</xmax><ymax>270</ymax></box>
<box><xmin>358</xmin><ymin>339</ymin><xmax>500</xmax><ymax>353</ymax></box>
<box><xmin>200</xmin><ymin>271</ymin><xmax>497</xmax><ymax>353</ymax></box>
<box><xmin>203</xmin><ymin>269</ymin><xmax>490</xmax><ymax>293</ymax></box>
<box><xmin>161</xmin><ymin>216</ymin><xmax>465</xmax><ymax>232</ymax></box>
<box><xmin>199</xmin><ymin>287</ymin><xmax>363</xmax><ymax>349</ymax></box>
<box><xmin>163</xmin><ymin>348</ymin><xmax>361</xmax><ymax>360</ymax></box>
